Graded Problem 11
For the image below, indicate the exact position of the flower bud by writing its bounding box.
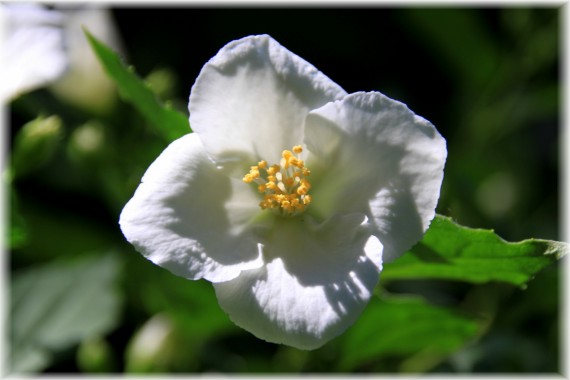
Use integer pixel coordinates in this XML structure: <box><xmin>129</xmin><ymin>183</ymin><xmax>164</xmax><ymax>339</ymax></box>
<box><xmin>76</xmin><ymin>335</ymin><xmax>116</xmax><ymax>373</ymax></box>
<box><xmin>11</xmin><ymin>115</ymin><xmax>63</xmax><ymax>179</ymax></box>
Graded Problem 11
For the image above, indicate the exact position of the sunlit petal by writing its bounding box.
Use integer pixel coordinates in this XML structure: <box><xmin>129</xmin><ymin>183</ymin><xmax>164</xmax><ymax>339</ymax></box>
<box><xmin>120</xmin><ymin>134</ymin><xmax>263</xmax><ymax>283</ymax></box>
<box><xmin>189</xmin><ymin>34</ymin><xmax>347</xmax><ymax>172</ymax></box>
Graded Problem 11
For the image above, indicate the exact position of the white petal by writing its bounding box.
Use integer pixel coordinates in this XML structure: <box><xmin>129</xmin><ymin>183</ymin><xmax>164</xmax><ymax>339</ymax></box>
<box><xmin>119</xmin><ymin>134</ymin><xmax>263</xmax><ymax>283</ymax></box>
<box><xmin>214</xmin><ymin>214</ymin><xmax>382</xmax><ymax>350</ymax></box>
<box><xmin>305</xmin><ymin>91</ymin><xmax>447</xmax><ymax>262</ymax></box>
<box><xmin>0</xmin><ymin>4</ymin><xmax>68</xmax><ymax>102</ymax></box>
<box><xmin>188</xmin><ymin>34</ymin><xmax>347</xmax><ymax>172</ymax></box>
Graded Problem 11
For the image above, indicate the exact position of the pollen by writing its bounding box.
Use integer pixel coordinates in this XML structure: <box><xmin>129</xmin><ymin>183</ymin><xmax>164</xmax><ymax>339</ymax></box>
<box><xmin>242</xmin><ymin>145</ymin><xmax>312</xmax><ymax>216</ymax></box>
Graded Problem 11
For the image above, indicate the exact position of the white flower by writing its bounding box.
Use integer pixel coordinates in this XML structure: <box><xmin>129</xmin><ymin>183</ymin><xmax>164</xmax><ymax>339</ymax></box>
<box><xmin>0</xmin><ymin>3</ymin><xmax>67</xmax><ymax>103</ymax></box>
<box><xmin>0</xmin><ymin>4</ymin><xmax>121</xmax><ymax>111</ymax></box>
<box><xmin>120</xmin><ymin>35</ymin><xmax>447</xmax><ymax>350</ymax></box>
<box><xmin>50</xmin><ymin>6</ymin><xmax>122</xmax><ymax>113</ymax></box>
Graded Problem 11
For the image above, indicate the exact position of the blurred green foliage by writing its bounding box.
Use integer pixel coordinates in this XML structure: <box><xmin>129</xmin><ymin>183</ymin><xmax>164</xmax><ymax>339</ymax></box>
<box><xmin>11</xmin><ymin>254</ymin><xmax>121</xmax><ymax>373</ymax></box>
<box><xmin>7</xmin><ymin>6</ymin><xmax>563</xmax><ymax>375</ymax></box>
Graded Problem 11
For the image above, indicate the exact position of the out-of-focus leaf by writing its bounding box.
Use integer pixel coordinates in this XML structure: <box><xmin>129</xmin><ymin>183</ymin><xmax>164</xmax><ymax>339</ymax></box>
<box><xmin>11</xmin><ymin>254</ymin><xmax>122</xmax><ymax>373</ymax></box>
<box><xmin>16</xmin><ymin>197</ymin><xmax>120</xmax><ymax>264</ymax></box>
<box><xmin>341</xmin><ymin>294</ymin><xmax>479</xmax><ymax>370</ymax></box>
<box><xmin>85</xmin><ymin>30</ymin><xmax>190</xmax><ymax>142</ymax></box>
<box><xmin>127</xmin><ymin>255</ymin><xmax>234</xmax><ymax>340</ymax></box>
<box><xmin>382</xmin><ymin>215</ymin><xmax>567</xmax><ymax>286</ymax></box>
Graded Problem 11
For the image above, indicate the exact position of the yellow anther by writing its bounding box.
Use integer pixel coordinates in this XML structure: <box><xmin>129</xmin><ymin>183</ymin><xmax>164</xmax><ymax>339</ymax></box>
<box><xmin>289</xmin><ymin>157</ymin><xmax>300</xmax><ymax>167</ymax></box>
<box><xmin>243</xmin><ymin>145</ymin><xmax>313</xmax><ymax>216</ymax></box>
<box><xmin>267</xmin><ymin>165</ymin><xmax>279</xmax><ymax>176</ymax></box>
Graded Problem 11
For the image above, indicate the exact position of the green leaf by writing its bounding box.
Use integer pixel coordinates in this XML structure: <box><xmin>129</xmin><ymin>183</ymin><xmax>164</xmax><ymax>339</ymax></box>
<box><xmin>11</xmin><ymin>254</ymin><xmax>122</xmax><ymax>373</ymax></box>
<box><xmin>341</xmin><ymin>294</ymin><xmax>479</xmax><ymax>370</ymax></box>
<box><xmin>382</xmin><ymin>215</ymin><xmax>568</xmax><ymax>286</ymax></box>
<box><xmin>85</xmin><ymin>30</ymin><xmax>190</xmax><ymax>142</ymax></box>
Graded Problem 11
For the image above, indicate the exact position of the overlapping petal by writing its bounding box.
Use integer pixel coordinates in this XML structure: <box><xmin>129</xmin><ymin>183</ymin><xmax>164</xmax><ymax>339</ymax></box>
<box><xmin>188</xmin><ymin>34</ymin><xmax>347</xmax><ymax>172</ymax></box>
<box><xmin>304</xmin><ymin>91</ymin><xmax>447</xmax><ymax>262</ymax></box>
<box><xmin>214</xmin><ymin>214</ymin><xmax>382</xmax><ymax>350</ymax></box>
<box><xmin>119</xmin><ymin>134</ymin><xmax>263</xmax><ymax>283</ymax></box>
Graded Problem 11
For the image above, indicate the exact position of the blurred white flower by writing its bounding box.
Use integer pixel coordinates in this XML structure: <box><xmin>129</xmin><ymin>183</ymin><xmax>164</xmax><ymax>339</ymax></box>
<box><xmin>0</xmin><ymin>3</ymin><xmax>67</xmax><ymax>103</ymax></box>
<box><xmin>1</xmin><ymin>4</ymin><xmax>121</xmax><ymax>112</ymax></box>
<box><xmin>120</xmin><ymin>35</ymin><xmax>447</xmax><ymax>349</ymax></box>
<box><xmin>50</xmin><ymin>6</ymin><xmax>122</xmax><ymax>113</ymax></box>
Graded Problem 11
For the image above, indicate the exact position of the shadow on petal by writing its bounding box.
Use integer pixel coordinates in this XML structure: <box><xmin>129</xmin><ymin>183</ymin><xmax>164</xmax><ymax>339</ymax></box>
<box><xmin>306</xmin><ymin>106</ymin><xmax>430</xmax><ymax>262</ymax></box>
<box><xmin>213</xmin><ymin>213</ymin><xmax>382</xmax><ymax>349</ymax></box>
<box><xmin>265</xmin><ymin>215</ymin><xmax>382</xmax><ymax>313</ymax></box>
<box><xmin>368</xmin><ymin>176</ymin><xmax>427</xmax><ymax>262</ymax></box>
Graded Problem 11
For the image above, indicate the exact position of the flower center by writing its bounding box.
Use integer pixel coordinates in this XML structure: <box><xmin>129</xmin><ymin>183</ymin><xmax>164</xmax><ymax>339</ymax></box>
<box><xmin>242</xmin><ymin>145</ymin><xmax>312</xmax><ymax>216</ymax></box>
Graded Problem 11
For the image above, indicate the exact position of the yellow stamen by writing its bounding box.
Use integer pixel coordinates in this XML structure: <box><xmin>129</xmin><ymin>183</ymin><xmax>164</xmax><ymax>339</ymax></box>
<box><xmin>242</xmin><ymin>145</ymin><xmax>313</xmax><ymax>216</ymax></box>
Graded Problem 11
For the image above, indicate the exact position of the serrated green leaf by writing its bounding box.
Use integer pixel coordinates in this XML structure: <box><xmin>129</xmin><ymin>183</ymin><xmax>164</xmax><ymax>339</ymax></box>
<box><xmin>10</xmin><ymin>254</ymin><xmax>122</xmax><ymax>373</ymax></box>
<box><xmin>85</xmin><ymin>30</ymin><xmax>190</xmax><ymax>142</ymax></box>
<box><xmin>382</xmin><ymin>215</ymin><xmax>567</xmax><ymax>286</ymax></box>
<box><xmin>341</xmin><ymin>294</ymin><xmax>479</xmax><ymax>370</ymax></box>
